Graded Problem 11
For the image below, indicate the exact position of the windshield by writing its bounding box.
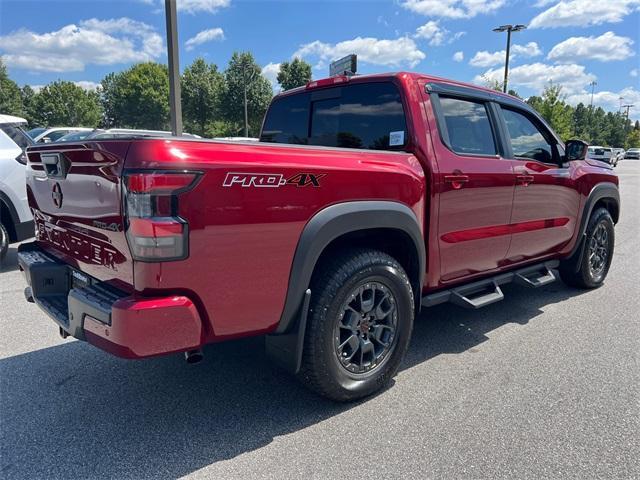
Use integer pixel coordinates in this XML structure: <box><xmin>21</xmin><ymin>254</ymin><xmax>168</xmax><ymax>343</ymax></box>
<box><xmin>1</xmin><ymin>124</ymin><xmax>34</xmax><ymax>150</ymax></box>
<box><xmin>27</xmin><ymin>127</ymin><xmax>46</xmax><ymax>139</ymax></box>
<box><xmin>57</xmin><ymin>130</ymin><xmax>101</xmax><ymax>142</ymax></box>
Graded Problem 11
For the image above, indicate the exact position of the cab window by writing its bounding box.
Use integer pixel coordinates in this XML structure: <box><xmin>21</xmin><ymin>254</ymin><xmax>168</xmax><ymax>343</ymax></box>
<box><xmin>501</xmin><ymin>107</ymin><xmax>554</xmax><ymax>163</ymax></box>
<box><xmin>261</xmin><ymin>82</ymin><xmax>408</xmax><ymax>151</ymax></box>
<box><xmin>438</xmin><ymin>97</ymin><xmax>497</xmax><ymax>156</ymax></box>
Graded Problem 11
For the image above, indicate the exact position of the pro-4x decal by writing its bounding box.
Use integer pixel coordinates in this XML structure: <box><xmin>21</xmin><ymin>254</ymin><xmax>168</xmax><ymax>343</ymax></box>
<box><xmin>223</xmin><ymin>172</ymin><xmax>325</xmax><ymax>188</ymax></box>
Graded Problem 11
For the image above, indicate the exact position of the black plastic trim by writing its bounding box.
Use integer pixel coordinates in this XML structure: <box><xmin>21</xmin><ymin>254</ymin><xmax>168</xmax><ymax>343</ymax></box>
<box><xmin>422</xmin><ymin>260</ymin><xmax>559</xmax><ymax>309</ymax></box>
<box><xmin>15</xmin><ymin>220</ymin><xmax>34</xmax><ymax>242</ymax></box>
<box><xmin>275</xmin><ymin>201</ymin><xmax>426</xmax><ymax>334</ymax></box>
<box><xmin>567</xmin><ymin>182</ymin><xmax>620</xmax><ymax>261</ymax></box>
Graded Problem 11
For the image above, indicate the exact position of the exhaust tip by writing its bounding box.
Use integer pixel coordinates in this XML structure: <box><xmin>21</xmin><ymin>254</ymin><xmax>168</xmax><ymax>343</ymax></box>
<box><xmin>24</xmin><ymin>287</ymin><xmax>34</xmax><ymax>303</ymax></box>
<box><xmin>184</xmin><ymin>349</ymin><xmax>203</xmax><ymax>364</ymax></box>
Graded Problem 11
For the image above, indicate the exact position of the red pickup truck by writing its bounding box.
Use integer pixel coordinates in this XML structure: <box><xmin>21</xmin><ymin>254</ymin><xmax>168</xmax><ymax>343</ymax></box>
<box><xmin>18</xmin><ymin>72</ymin><xmax>619</xmax><ymax>401</ymax></box>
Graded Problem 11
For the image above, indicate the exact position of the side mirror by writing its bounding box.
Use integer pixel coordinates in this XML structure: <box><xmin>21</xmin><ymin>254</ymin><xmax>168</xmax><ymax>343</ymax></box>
<box><xmin>41</xmin><ymin>137</ymin><xmax>51</xmax><ymax>144</ymax></box>
<box><xmin>565</xmin><ymin>139</ymin><xmax>588</xmax><ymax>161</ymax></box>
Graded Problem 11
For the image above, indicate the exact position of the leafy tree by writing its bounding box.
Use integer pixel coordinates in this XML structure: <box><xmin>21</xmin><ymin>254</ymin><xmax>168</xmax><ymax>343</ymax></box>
<box><xmin>100</xmin><ymin>62</ymin><xmax>169</xmax><ymax>130</ymax></box>
<box><xmin>526</xmin><ymin>83</ymin><xmax>572</xmax><ymax>140</ymax></box>
<box><xmin>29</xmin><ymin>81</ymin><xmax>102</xmax><ymax>127</ymax></box>
<box><xmin>277</xmin><ymin>58</ymin><xmax>312</xmax><ymax>91</ymax></box>
<box><xmin>0</xmin><ymin>59</ymin><xmax>24</xmax><ymax>117</ymax></box>
<box><xmin>181</xmin><ymin>58</ymin><xmax>224</xmax><ymax>137</ymax></box>
<box><xmin>220</xmin><ymin>52</ymin><xmax>273</xmax><ymax>137</ymax></box>
<box><xmin>626</xmin><ymin>128</ymin><xmax>640</xmax><ymax>148</ymax></box>
<box><xmin>572</xmin><ymin>103</ymin><xmax>589</xmax><ymax>140</ymax></box>
<box><xmin>20</xmin><ymin>85</ymin><xmax>37</xmax><ymax>126</ymax></box>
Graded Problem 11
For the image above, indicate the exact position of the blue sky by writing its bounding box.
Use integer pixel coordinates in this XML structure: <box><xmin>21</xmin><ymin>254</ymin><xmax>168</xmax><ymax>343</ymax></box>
<box><xmin>1</xmin><ymin>0</ymin><xmax>639</xmax><ymax>119</ymax></box>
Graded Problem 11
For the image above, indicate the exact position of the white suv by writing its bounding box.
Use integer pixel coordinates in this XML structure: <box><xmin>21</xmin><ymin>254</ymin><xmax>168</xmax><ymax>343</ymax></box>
<box><xmin>0</xmin><ymin>114</ymin><xmax>34</xmax><ymax>263</ymax></box>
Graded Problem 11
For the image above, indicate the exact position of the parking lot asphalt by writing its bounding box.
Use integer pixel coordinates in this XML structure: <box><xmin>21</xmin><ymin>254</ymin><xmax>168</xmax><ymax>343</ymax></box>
<box><xmin>1</xmin><ymin>161</ymin><xmax>638</xmax><ymax>480</ymax></box>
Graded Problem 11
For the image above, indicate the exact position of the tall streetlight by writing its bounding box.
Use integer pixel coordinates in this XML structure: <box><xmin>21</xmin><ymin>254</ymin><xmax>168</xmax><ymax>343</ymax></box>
<box><xmin>165</xmin><ymin>0</ymin><xmax>182</xmax><ymax>136</ymax></box>
<box><xmin>493</xmin><ymin>24</ymin><xmax>526</xmax><ymax>93</ymax></box>
<box><xmin>589</xmin><ymin>81</ymin><xmax>598</xmax><ymax>109</ymax></box>
<box><xmin>241</xmin><ymin>57</ymin><xmax>256</xmax><ymax>137</ymax></box>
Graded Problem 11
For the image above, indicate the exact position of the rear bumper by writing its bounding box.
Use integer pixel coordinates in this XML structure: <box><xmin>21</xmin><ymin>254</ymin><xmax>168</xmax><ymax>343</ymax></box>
<box><xmin>17</xmin><ymin>242</ymin><xmax>203</xmax><ymax>359</ymax></box>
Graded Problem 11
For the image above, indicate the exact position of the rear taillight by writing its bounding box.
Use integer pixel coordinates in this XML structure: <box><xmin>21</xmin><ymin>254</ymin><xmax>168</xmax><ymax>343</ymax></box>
<box><xmin>15</xmin><ymin>152</ymin><xmax>27</xmax><ymax>165</ymax></box>
<box><xmin>123</xmin><ymin>171</ymin><xmax>200</xmax><ymax>261</ymax></box>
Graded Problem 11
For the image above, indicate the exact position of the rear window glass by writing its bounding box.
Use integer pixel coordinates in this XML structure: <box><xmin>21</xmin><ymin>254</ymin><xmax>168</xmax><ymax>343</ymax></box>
<box><xmin>0</xmin><ymin>125</ymin><xmax>33</xmax><ymax>150</ymax></box>
<box><xmin>260</xmin><ymin>82</ymin><xmax>407</xmax><ymax>151</ymax></box>
<box><xmin>439</xmin><ymin>97</ymin><xmax>496</xmax><ymax>156</ymax></box>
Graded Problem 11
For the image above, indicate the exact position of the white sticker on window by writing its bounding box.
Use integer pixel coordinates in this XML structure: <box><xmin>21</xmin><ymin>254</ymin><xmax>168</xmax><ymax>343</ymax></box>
<box><xmin>389</xmin><ymin>130</ymin><xmax>405</xmax><ymax>146</ymax></box>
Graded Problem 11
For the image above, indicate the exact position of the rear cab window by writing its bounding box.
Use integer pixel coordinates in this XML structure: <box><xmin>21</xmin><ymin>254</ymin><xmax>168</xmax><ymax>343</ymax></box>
<box><xmin>437</xmin><ymin>97</ymin><xmax>497</xmax><ymax>156</ymax></box>
<box><xmin>260</xmin><ymin>81</ymin><xmax>408</xmax><ymax>151</ymax></box>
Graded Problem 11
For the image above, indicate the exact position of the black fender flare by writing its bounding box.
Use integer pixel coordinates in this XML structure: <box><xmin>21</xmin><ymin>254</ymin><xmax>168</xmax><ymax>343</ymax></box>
<box><xmin>0</xmin><ymin>191</ymin><xmax>20</xmax><ymax>228</ymax></box>
<box><xmin>275</xmin><ymin>200</ymin><xmax>426</xmax><ymax>335</ymax></box>
<box><xmin>568</xmin><ymin>182</ymin><xmax>620</xmax><ymax>260</ymax></box>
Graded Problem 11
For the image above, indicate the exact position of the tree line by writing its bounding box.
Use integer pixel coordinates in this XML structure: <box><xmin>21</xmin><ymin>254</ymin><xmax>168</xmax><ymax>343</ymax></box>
<box><xmin>488</xmin><ymin>81</ymin><xmax>640</xmax><ymax>149</ymax></box>
<box><xmin>0</xmin><ymin>54</ymin><xmax>312</xmax><ymax>138</ymax></box>
<box><xmin>1</xmin><ymin>55</ymin><xmax>638</xmax><ymax>147</ymax></box>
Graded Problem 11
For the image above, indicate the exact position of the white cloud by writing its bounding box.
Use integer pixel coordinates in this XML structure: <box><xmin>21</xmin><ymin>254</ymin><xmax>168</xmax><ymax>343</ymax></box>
<box><xmin>566</xmin><ymin>87</ymin><xmax>640</xmax><ymax>119</ymax></box>
<box><xmin>474</xmin><ymin>62</ymin><xmax>596</xmax><ymax>94</ymax></box>
<box><xmin>547</xmin><ymin>32</ymin><xmax>635</xmax><ymax>63</ymax></box>
<box><xmin>453</xmin><ymin>51</ymin><xmax>464</xmax><ymax>62</ymax></box>
<box><xmin>400</xmin><ymin>0</ymin><xmax>506</xmax><ymax>18</ymax></box>
<box><xmin>262</xmin><ymin>62</ymin><xmax>281</xmax><ymax>89</ymax></box>
<box><xmin>0</xmin><ymin>18</ymin><xmax>162</xmax><ymax>73</ymax></box>
<box><xmin>414</xmin><ymin>20</ymin><xmax>464</xmax><ymax>46</ymax></box>
<box><xmin>294</xmin><ymin>37</ymin><xmax>426</xmax><ymax>69</ymax></box>
<box><xmin>74</xmin><ymin>81</ymin><xmax>100</xmax><ymax>91</ymax></box>
<box><xmin>631</xmin><ymin>69</ymin><xmax>639</xmax><ymax>77</ymax></box>
<box><xmin>185</xmin><ymin>28</ymin><xmax>224</xmax><ymax>51</ymax></box>
<box><xmin>529</xmin><ymin>0</ymin><xmax>640</xmax><ymax>28</ymax></box>
<box><xmin>30</xmin><ymin>81</ymin><xmax>100</xmax><ymax>93</ymax></box>
<box><xmin>177</xmin><ymin>0</ymin><xmax>230</xmax><ymax>14</ymax></box>
<box><xmin>469</xmin><ymin>42</ymin><xmax>542</xmax><ymax>67</ymax></box>
<box><xmin>415</xmin><ymin>21</ymin><xmax>444</xmax><ymax>45</ymax></box>
<box><xmin>512</xmin><ymin>42</ymin><xmax>543</xmax><ymax>57</ymax></box>
<box><xmin>469</xmin><ymin>50</ymin><xmax>505</xmax><ymax>67</ymax></box>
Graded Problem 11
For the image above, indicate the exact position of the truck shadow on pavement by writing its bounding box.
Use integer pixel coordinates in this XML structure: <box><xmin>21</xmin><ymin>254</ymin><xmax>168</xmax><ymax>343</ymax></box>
<box><xmin>0</xmin><ymin>281</ymin><xmax>588</xmax><ymax>479</ymax></box>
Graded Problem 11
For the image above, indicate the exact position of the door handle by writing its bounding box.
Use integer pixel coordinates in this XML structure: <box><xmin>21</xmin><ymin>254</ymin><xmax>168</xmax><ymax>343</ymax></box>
<box><xmin>516</xmin><ymin>174</ymin><xmax>534</xmax><ymax>186</ymax></box>
<box><xmin>444</xmin><ymin>174</ymin><xmax>469</xmax><ymax>190</ymax></box>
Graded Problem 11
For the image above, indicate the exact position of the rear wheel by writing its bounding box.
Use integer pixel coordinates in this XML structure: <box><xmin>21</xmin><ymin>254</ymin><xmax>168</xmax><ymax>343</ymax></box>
<box><xmin>299</xmin><ymin>249</ymin><xmax>414</xmax><ymax>402</ymax></box>
<box><xmin>560</xmin><ymin>208</ymin><xmax>614</xmax><ymax>288</ymax></box>
<box><xmin>0</xmin><ymin>223</ymin><xmax>9</xmax><ymax>264</ymax></box>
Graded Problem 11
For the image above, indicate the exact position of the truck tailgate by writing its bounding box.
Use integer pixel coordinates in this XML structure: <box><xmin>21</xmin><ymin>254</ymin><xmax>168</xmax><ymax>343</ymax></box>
<box><xmin>25</xmin><ymin>141</ymin><xmax>134</xmax><ymax>291</ymax></box>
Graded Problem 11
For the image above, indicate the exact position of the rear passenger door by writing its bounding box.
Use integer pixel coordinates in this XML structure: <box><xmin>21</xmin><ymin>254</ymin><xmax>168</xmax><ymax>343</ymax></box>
<box><xmin>428</xmin><ymin>94</ymin><xmax>515</xmax><ymax>283</ymax></box>
<box><xmin>498</xmin><ymin>106</ymin><xmax>580</xmax><ymax>263</ymax></box>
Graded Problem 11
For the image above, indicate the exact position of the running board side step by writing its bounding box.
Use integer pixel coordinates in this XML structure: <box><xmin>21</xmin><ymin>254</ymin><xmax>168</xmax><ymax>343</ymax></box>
<box><xmin>422</xmin><ymin>260</ymin><xmax>559</xmax><ymax>309</ymax></box>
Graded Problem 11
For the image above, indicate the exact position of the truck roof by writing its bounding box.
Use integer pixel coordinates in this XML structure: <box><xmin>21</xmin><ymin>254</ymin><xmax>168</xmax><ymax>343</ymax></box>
<box><xmin>275</xmin><ymin>71</ymin><xmax>517</xmax><ymax>103</ymax></box>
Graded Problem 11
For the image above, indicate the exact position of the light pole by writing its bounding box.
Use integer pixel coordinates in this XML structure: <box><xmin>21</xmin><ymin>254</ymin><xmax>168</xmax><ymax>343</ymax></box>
<box><xmin>589</xmin><ymin>81</ymin><xmax>597</xmax><ymax>109</ymax></box>
<box><xmin>493</xmin><ymin>24</ymin><xmax>526</xmax><ymax>93</ymax></box>
<box><xmin>622</xmin><ymin>104</ymin><xmax>634</xmax><ymax>132</ymax></box>
<box><xmin>241</xmin><ymin>57</ymin><xmax>255</xmax><ymax>137</ymax></box>
<box><xmin>165</xmin><ymin>0</ymin><xmax>182</xmax><ymax>136</ymax></box>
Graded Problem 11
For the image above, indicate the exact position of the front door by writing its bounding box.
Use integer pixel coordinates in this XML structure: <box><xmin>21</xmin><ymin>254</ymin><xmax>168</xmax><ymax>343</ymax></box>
<box><xmin>427</xmin><ymin>94</ymin><xmax>515</xmax><ymax>283</ymax></box>
<box><xmin>498</xmin><ymin>105</ymin><xmax>580</xmax><ymax>263</ymax></box>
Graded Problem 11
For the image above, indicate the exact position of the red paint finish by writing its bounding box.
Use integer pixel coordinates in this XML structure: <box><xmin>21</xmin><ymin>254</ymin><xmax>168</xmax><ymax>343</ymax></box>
<box><xmin>23</xmin><ymin>72</ymin><xmax>619</xmax><ymax>359</ymax></box>
<box><xmin>125</xmin><ymin>139</ymin><xmax>425</xmax><ymax>340</ymax></box>
<box><xmin>83</xmin><ymin>295</ymin><xmax>202</xmax><ymax>358</ymax></box>
<box><xmin>441</xmin><ymin>217</ymin><xmax>569</xmax><ymax>243</ymax></box>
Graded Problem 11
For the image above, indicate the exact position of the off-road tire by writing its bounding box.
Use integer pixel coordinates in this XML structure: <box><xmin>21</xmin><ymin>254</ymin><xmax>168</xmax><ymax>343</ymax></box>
<box><xmin>299</xmin><ymin>249</ymin><xmax>414</xmax><ymax>402</ymax></box>
<box><xmin>0</xmin><ymin>222</ymin><xmax>9</xmax><ymax>264</ymax></box>
<box><xmin>560</xmin><ymin>208</ymin><xmax>614</xmax><ymax>288</ymax></box>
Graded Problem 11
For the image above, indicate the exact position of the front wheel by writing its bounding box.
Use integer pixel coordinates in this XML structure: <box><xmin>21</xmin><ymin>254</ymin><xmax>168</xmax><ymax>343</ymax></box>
<box><xmin>560</xmin><ymin>208</ymin><xmax>614</xmax><ymax>288</ymax></box>
<box><xmin>299</xmin><ymin>249</ymin><xmax>414</xmax><ymax>402</ymax></box>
